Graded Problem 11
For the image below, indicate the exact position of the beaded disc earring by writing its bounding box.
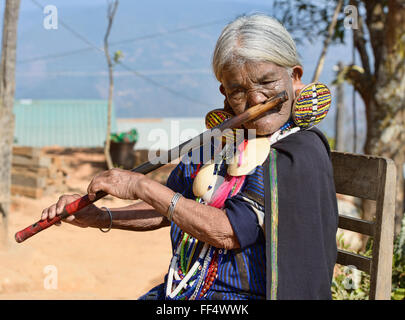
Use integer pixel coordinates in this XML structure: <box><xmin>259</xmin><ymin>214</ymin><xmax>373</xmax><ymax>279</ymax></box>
<box><xmin>205</xmin><ymin>108</ymin><xmax>243</xmax><ymax>150</ymax></box>
<box><xmin>292</xmin><ymin>82</ymin><xmax>332</xmax><ymax>129</ymax></box>
<box><xmin>205</xmin><ymin>108</ymin><xmax>233</xmax><ymax>129</ymax></box>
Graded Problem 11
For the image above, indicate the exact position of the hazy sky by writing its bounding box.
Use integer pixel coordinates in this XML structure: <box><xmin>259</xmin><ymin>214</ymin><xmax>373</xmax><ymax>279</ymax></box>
<box><xmin>2</xmin><ymin>0</ymin><xmax>366</xmax><ymax>149</ymax></box>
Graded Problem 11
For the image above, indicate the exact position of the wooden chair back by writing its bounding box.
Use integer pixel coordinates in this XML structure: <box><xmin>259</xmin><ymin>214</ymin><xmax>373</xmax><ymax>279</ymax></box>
<box><xmin>331</xmin><ymin>151</ymin><xmax>396</xmax><ymax>300</ymax></box>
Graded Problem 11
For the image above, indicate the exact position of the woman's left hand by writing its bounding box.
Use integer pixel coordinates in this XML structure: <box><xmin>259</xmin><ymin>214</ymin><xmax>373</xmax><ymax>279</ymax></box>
<box><xmin>87</xmin><ymin>168</ymin><xmax>146</xmax><ymax>201</ymax></box>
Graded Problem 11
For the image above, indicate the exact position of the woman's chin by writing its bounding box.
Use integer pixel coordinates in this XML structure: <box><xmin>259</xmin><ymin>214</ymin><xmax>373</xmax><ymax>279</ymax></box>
<box><xmin>244</xmin><ymin>113</ymin><xmax>291</xmax><ymax>136</ymax></box>
<box><xmin>243</xmin><ymin>122</ymin><xmax>274</xmax><ymax>136</ymax></box>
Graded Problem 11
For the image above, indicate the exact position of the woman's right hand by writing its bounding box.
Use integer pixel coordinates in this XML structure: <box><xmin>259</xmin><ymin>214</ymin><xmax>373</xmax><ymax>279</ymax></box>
<box><xmin>40</xmin><ymin>194</ymin><xmax>105</xmax><ymax>228</ymax></box>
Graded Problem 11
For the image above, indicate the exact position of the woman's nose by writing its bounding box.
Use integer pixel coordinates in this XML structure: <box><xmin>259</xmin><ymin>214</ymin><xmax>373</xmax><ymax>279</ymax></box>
<box><xmin>246</xmin><ymin>90</ymin><xmax>267</xmax><ymax>108</ymax></box>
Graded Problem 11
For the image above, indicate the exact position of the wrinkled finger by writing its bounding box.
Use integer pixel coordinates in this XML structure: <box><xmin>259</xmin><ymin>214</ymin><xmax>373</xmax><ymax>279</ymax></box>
<box><xmin>87</xmin><ymin>175</ymin><xmax>99</xmax><ymax>201</ymax></box>
<box><xmin>41</xmin><ymin>207</ymin><xmax>49</xmax><ymax>221</ymax></box>
<box><xmin>55</xmin><ymin>194</ymin><xmax>82</xmax><ymax>218</ymax></box>
<box><xmin>62</xmin><ymin>194</ymin><xmax>82</xmax><ymax>220</ymax></box>
<box><xmin>56</xmin><ymin>196</ymin><xmax>69</xmax><ymax>215</ymax></box>
<box><xmin>87</xmin><ymin>180</ymin><xmax>107</xmax><ymax>201</ymax></box>
<box><xmin>48</xmin><ymin>204</ymin><xmax>58</xmax><ymax>220</ymax></box>
<box><xmin>64</xmin><ymin>215</ymin><xmax>75</xmax><ymax>222</ymax></box>
<box><xmin>62</xmin><ymin>194</ymin><xmax>86</xmax><ymax>224</ymax></box>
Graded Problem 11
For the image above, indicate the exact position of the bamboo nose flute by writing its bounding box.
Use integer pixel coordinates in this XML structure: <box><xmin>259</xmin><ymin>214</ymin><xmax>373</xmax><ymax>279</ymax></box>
<box><xmin>15</xmin><ymin>90</ymin><xmax>288</xmax><ymax>243</ymax></box>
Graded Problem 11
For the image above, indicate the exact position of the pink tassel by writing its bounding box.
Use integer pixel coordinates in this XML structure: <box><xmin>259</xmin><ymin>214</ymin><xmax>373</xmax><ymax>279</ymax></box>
<box><xmin>209</xmin><ymin>175</ymin><xmax>246</xmax><ymax>209</ymax></box>
<box><xmin>208</xmin><ymin>139</ymin><xmax>248</xmax><ymax>209</ymax></box>
<box><xmin>237</xmin><ymin>139</ymin><xmax>248</xmax><ymax>167</ymax></box>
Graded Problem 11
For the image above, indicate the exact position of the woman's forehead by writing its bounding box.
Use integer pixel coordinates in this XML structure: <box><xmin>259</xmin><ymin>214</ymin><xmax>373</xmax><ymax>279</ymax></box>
<box><xmin>221</xmin><ymin>61</ymin><xmax>284</xmax><ymax>87</ymax></box>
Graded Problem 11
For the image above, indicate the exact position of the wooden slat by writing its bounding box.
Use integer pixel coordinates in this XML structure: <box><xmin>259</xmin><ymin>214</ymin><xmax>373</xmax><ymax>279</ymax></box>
<box><xmin>11</xmin><ymin>173</ymin><xmax>46</xmax><ymax>188</ymax></box>
<box><xmin>369</xmin><ymin>158</ymin><xmax>396</xmax><ymax>300</ymax></box>
<box><xmin>12</xmin><ymin>146</ymin><xmax>41</xmax><ymax>158</ymax></box>
<box><xmin>12</xmin><ymin>155</ymin><xmax>51</xmax><ymax>167</ymax></box>
<box><xmin>338</xmin><ymin>214</ymin><xmax>375</xmax><ymax>236</ymax></box>
<box><xmin>332</xmin><ymin>152</ymin><xmax>396</xmax><ymax>300</ymax></box>
<box><xmin>11</xmin><ymin>185</ymin><xmax>44</xmax><ymax>198</ymax></box>
<box><xmin>331</xmin><ymin>152</ymin><xmax>383</xmax><ymax>200</ymax></box>
<box><xmin>12</xmin><ymin>166</ymin><xmax>49</xmax><ymax>177</ymax></box>
<box><xmin>336</xmin><ymin>249</ymin><xmax>372</xmax><ymax>273</ymax></box>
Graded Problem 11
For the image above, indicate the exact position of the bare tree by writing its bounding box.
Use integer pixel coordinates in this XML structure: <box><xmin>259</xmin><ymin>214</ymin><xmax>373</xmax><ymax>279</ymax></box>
<box><xmin>104</xmin><ymin>0</ymin><xmax>119</xmax><ymax>170</ymax></box>
<box><xmin>312</xmin><ymin>0</ymin><xmax>344</xmax><ymax>83</ymax></box>
<box><xmin>0</xmin><ymin>0</ymin><xmax>21</xmax><ymax>245</ymax></box>
<box><xmin>345</xmin><ymin>0</ymin><xmax>405</xmax><ymax>234</ymax></box>
<box><xmin>333</xmin><ymin>61</ymin><xmax>345</xmax><ymax>152</ymax></box>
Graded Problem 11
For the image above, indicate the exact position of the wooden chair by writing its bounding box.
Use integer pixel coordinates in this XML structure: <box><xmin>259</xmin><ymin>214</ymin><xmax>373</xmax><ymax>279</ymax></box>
<box><xmin>331</xmin><ymin>151</ymin><xmax>397</xmax><ymax>300</ymax></box>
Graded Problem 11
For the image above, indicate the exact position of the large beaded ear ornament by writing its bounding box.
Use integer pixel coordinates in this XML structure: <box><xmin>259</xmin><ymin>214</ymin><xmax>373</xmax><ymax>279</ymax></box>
<box><xmin>205</xmin><ymin>108</ymin><xmax>243</xmax><ymax>151</ymax></box>
<box><xmin>205</xmin><ymin>108</ymin><xmax>233</xmax><ymax>130</ymax></box>
<box><xmin>292</xmin><ymin>82</ymin><xmax>332</xmax><ymax>129</ymax></box>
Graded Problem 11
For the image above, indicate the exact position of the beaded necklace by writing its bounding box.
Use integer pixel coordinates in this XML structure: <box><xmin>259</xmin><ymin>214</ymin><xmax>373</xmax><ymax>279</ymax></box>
<box><xmin>280</xmin><ymin>120</ymin><xmax>295</xmax><ymax>133</ymax></box>
<box><xmin>166</xmin><ymin>194</ymin><xmax>231</xmax><ymax>300</ymax></box>
<box><xmin>165</xmin><ymin>121</ymin><xmax>298</xmax><ymax>300</ymax></box>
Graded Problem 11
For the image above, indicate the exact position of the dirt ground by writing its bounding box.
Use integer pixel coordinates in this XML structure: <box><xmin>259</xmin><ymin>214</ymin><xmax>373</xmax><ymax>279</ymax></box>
<box><xmin>0</xmin><ymin>147</ymin><xmax>363</xmax><ymax>300</ymax></box>
<box><xmin>0</xmin><ymin>148</ymin><xmax>175</xmax><ymax>300</ymax></box>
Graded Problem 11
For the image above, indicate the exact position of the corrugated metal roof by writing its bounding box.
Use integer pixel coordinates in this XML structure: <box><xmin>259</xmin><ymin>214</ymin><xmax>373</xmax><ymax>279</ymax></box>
<box><xmin>14</xmin><ymin>99</ymin><xmax>117</xmax><ymax>147</ymax></box>
<box><xmin>117</xmin><ymin>117</ymin><xmax>206</xmax><ymax>150</ymax></box>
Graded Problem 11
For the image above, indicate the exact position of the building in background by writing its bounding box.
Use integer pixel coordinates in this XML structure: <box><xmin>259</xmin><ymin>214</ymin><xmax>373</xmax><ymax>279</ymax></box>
<box><xmin>13</xmin><ymin>99</ymin><xmax>206</xmax><ymax>153</ymax></box>
<box><xmin>13</xmin><ymin>99</ymin><xmax>117</xmax><ymax>147</ymax></box>
<box><xmin>117</xmin><ymin>117</ymin><xmax>206</xmax><ymax>151</ymax></box>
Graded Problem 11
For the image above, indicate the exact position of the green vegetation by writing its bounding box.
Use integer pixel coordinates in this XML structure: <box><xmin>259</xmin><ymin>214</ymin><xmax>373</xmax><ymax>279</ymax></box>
<box><xmin>332</xmin><ymin>216</ymin><xmax>405</xmax><ymax>300</ymax></box>
<box><xmin>392</xmin><ymin>215</ymin><xmax>405</xmax><ymax>300</ymax></box>
<box><xmin>110</xmin><ymin>128</ymin><xmax>138</xmax><ymax>144</ymax></box>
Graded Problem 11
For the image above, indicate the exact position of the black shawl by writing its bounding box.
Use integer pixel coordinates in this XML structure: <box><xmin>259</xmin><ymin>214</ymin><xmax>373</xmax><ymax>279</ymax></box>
<box><xmin>264</xmin><ymin>127</ymin><xmax>339</xmax><ymax>300</ymax></box>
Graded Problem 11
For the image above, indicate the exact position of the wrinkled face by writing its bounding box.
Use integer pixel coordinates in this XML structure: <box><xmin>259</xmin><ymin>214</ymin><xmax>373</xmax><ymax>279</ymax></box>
<box><xmin>220</xmin><ymin>61</ymin><xmax>298</xmax><ymax>136</ymax></box>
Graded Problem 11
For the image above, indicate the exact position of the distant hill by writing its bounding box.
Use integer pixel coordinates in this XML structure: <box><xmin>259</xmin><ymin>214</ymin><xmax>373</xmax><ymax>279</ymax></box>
<box><xmin>10</xmin><ymin>0</ymin><xmax>364</xmax><ymax>140</ymax></box>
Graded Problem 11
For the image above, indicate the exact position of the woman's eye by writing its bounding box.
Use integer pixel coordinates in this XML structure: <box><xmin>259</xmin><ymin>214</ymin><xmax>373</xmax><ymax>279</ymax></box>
<box><xmin>230</xmin><ymin>89</ymin><xmax>244</xmax><ymax>98</ymax></box>
<box><xmin>261</xmin><ymin>80</ymin><xmax>276</xmax><ymax>85</ymax></box>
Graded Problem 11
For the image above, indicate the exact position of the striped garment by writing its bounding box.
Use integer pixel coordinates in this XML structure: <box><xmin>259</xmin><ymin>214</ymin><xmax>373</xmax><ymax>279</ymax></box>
<box><xmin>139</xmin><ymin>127</ymin><xmax>337</xmax><ymax>300</ymax></box>
<box><xmin>166</xmin><ymin>150</ymin><xmax>267</xmax><ymax>300</ymax></box>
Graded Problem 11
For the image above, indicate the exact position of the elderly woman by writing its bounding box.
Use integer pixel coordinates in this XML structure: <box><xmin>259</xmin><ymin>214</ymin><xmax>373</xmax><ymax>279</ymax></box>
<box><xmin>41</xmin><ymin>14</ymin><xmax>338</xmax><ymax>300</ymax></box>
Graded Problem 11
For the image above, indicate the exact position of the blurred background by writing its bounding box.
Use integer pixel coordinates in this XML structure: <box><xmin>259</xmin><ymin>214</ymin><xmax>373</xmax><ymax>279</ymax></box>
<box><xmin>10</xmin><ymin>0</ymin><xmax>366</xmax><ymax>146</ymax></box>
<box><xmin>0</xmin><ymin>0</ymin><xmax>403</xmax><ymax>300</ymax></box>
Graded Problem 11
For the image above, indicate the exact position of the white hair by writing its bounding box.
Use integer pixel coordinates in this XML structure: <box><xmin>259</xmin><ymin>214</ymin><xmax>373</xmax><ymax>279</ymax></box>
<box><xmin>212</xmin><ymin>14</ymin><xmax>301</xmax><ymax>81</ymax></box>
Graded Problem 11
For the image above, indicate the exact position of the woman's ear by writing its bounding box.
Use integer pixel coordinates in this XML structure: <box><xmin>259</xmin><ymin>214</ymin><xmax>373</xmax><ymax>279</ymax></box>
<box><xmin>291</xmin><ymin>65</ymin><xmax>303</xmax><ymax>81</ymax></box>
<box><xmin>291</xmin><ymin>65</ymin><xmax>305</xmax><ymax>98</ymax></box>
<box><xmin>219</xmin><ymin>84</ymin><xmax>226</xmax><ymax>97</ymax></box>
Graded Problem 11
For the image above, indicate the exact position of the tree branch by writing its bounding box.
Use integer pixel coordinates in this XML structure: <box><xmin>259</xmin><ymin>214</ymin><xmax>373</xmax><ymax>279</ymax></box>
<box><xmin>311</xmin><ymin>0</ymin><xmax>344</xmax><ymax>82</ymax></box>
<box><xmin>0</xmin><ymin>0</ymin><xmax>21</xmax><ymax>243</ymax></box>
<box><xmin>385</xmin><ymin>0</ymin><xmax>405</xmax><ymax>60</ymax></box>
<box><xmin>363</xmin><ymin>0</ymin><xmax>387</xmax><ymax>75</ymax></box>
<box><xmin>340</xmin><ymin>64</ymin><xmax>372</xmax><ymax>104</ymax></box>
<box><xmin>104</xmin><ymin>0</ymin><xmax>119</xmax><ymax>170</ymax></box>
<box><xmin>350</xmin><ymin>0</ymin><xmax>372</xmax><ymax>77</ymax></box>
